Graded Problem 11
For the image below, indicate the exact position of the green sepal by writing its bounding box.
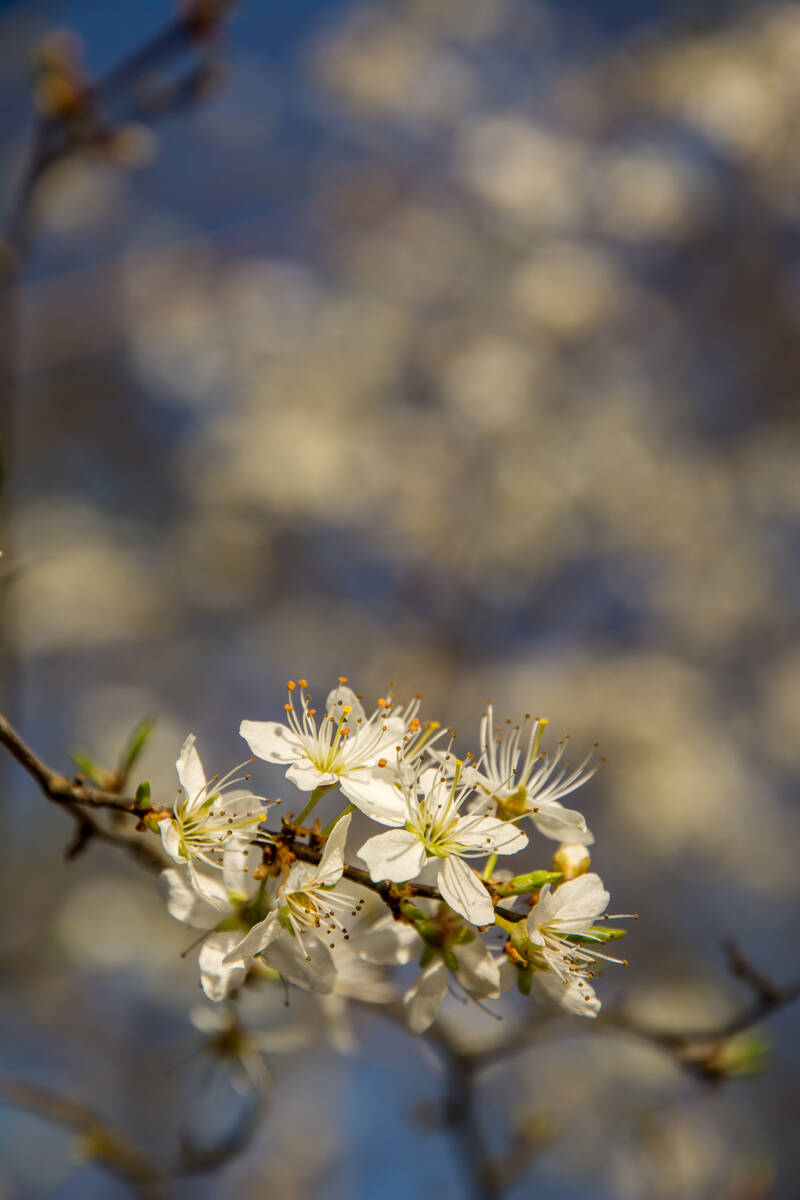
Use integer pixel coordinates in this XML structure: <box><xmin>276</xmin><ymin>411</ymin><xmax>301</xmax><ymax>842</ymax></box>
<box><xmin>517</xmin><ymin>965</ymin><xmax>534</xmax><ymax>995</ymax></box>
<box><xmin>494</xmin><ymin>870</ymin><xmax>562</xmax><ymax>898</ymax></box>
<box><xmin>419</xmin><ymin>943</ymin><xmax>436</xmax><ymax>968</ymax></box>
<box><xmin>214</xmin><ymin>914</ymin><xmax>242</xmax><ymax>932</ymax></box>
<box><xmin>441</xmin><ymin>946</ymin><xmax>459</xmax><ymax>974</ymax></box>
<box><xmin>567</xmin><ymin>926</ymin><xmax>627</xmax><ymax>944</ymax></box>
<box><xmin>454</xmin><ymin>927</ymin><xmax>475</xmax><ymax>945</ymax></box>
<box><xmin>135</xmin><ymin>780</ymin><xmax>151</xmax><ymax>810</ymax></box>
<box><xmin>399</xmin><ymin>902</ymin><xmax>430</xmax><ymax>924</ymax></box>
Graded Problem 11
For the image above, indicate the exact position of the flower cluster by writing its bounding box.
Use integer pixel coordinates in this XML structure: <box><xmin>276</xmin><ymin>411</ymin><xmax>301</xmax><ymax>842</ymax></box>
<box><xmin>158</xmin><ymin>679</ymin><xmax>632</xmax><ymax>1035</ymax></box>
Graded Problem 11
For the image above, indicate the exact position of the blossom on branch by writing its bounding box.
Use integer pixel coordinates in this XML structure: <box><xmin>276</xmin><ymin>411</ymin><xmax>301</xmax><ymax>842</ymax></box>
<box><xmin>357</xmin><ymin>764</ymin><xmax>527</xmax><ymax>925</ymax></box>
<box><xmin>240</xmin><ymin>680</ymin><xmax>425</xmax><ymax>820</ymax></box>
<box><xmin>465</xmin><ymin>704</ymin><xmax>596</xmax><ymax>845</ymax></box>
<box><xmin>158</xmin><ymin>734</ymin><xmax>270</xmax><ymax>904</ymax></box>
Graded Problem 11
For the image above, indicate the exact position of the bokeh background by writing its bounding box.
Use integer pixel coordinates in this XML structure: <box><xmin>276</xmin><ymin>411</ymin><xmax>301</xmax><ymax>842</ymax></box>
<box><xmin>2</xmin><ymin>0</ymin><xmax>800</xmax><ymax>1196</ymax></box>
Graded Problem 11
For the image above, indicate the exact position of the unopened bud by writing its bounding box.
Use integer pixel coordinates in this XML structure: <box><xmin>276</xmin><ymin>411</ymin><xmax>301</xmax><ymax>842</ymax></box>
<box><xmin>552</xmin><ymin>842</ymin><xmax>591</xmax><ymax>880</ymax></box>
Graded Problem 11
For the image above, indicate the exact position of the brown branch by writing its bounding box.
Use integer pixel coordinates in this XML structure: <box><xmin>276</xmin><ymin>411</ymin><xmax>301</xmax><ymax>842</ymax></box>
<box><xmin>0</xmin><ymin>712</ymin><xmax>152</xmax><ymax>816</ymax></box>
<box><xmin>0</xmin><ymin>710</ymin><xmax>529</xmax><ymax>917</ymax></box>
<box><xmin>0</xmin><ymin>710</ymin><xmax>165</xmax><ymax>870</ymax></box>
<box><xmin>478</xmin><ymin>940</ymin><xmax>800</xmax><ymax>1087</ymax></box>
<box><xmin>287</xmin><ymin>836</ymin><xmax>524</xmax><ymax>925</ymax></box>
<box><xmin>603</xmin><ymin>940</ymin><xmax>800</xmax><ymax>1068</ymax></box>
<box><xmin>1</xmin><ymin>3</ymin><xmax>239</xmax><ymax>273</ymax></box>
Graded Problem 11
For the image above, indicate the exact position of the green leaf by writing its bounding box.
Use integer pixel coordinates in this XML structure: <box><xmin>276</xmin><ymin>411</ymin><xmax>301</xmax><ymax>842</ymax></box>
<box><xmin>69</xmin><ymin>750</ymin><xmax>102</xmax><ymax>784</ymax></box>
<box><xmin>711</xmin><ymin>1030</ymin><xmax>769</xmax><ymax>1077</ymax></box>
<box><xmin>517</xmin><ymin>965</ymin><xmax>533</xmax><ymax>996</ymax></box>
<box><xmin>135</xmin><ymin>780</ymin><xmax>151</xmax><ymax>810</ymax></box>
<box><xmin>117</xmin><ymin>717</ymin><xmax>155</xmax><ymax>777</ymax></box>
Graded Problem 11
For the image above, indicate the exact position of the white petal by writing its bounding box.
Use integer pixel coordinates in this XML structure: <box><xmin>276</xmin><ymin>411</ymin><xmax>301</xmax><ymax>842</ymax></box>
<box><xmin>189</xmin><ymin>1004</ymin><xmax>231</xmax><ymax>1034</ymax></box>
<box><xmin>355</xmin><ymin>913</ymin><xmax>420</xmax><ymax>965</ymax></box>
<box><xmin>534</xmin><ymin>970</ymin><xmax>600</xmax><ymax>1017</ymax></box>
<box><xmin>549</xmin><ymin>873</ymin><xmax>609</xmax><ymax>923</ymax></box>
<box><xmin>531</xmin><ymin>802</ymin><xmax>594</xmax><ymax>845</ymax></box>
<box><xmin>325</xmin><ymin>685</ymin><xmax>366</xmax><ymax>727</ymax></box>
<box><xmin>496</xmin><ymin>956</ymin><xmax>517</xmax><ymax>994</ymax></box>
<box><xmin>240</xmin><ymin>719</ymin><xmax>303</xmax><ymax>765</ymax></box>
<box><xmin>319</xmin><ymin>995</ymin><xmax>357</xmax><ymax>1055</ymax></box>
<box><xmin>222</xmin><ymin>846</ymin><xmax>261</xmax><ymax>898</ymax></box>
<box><xmin>453</xmin><ymin>939</ymin><xmax>501</xmax><ymax>999</ymax></box>
<box><xmin>404</xmin><ymin>960</ymin><xmax>449</xmax><ymax>1034</ymax></box>
<box><xmin>314</xmin><ymin>813</ymin><xmax>351</xmax><ymax>886</ymax></box>
<box><xmin>286</xmin><ymin>761</ymin><xmax>336</xmax><ymax>791</ymax></box>
<box><xmin>199</xmin><ymin>932</ymin><xmax>249</xmax><ymax>1001</ymax></box>
<box><xmin>161</xmin><ymin>868</ymin><xmax>220</xmax><ymax>929</ymax></box>
<box><xmin>158</xmin><ymin>818</ymin><xmax>183</xmax><ymax>864</ymax></box>
<box><xmin>189</xmin><ymin>860</ymin><xmax>233</xmax><ymax>910</ymax></box>
<box><xmin>176</xmin><ymin>734</ymin><xmax>206</xmax><ymax>806</ymax></box>
<box><xmin>265</xmin><ymin>932</ymin><xmax>337</xmax><ymax>994</ymax></box>
<box><xmin>340</xmin><ymin>772</ymin><xmax>408</xmax><ymax>825</ymax></box>
<box><xmin>453</xmin><ymin>815</ymin><xmax>528</xmax><ymax>855</ymax></box>
<box><xmin>357</xmin><ymin>829</ymin><xmax>427</xmax><ymax>883</ymax></box>
<box><xmin>222</xmin><ymin>912</ymin><xmax>279</xmax><ymax>964</ymax></box>
<box><xmin>437</xmin><ymin>855</ymin><xmax>494</xmax><ymax>926</ymax></box>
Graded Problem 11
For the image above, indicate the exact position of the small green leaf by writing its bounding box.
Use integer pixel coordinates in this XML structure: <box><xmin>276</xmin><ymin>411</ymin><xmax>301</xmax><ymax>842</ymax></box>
<box><xmin>117</xmin><ymin>717</ymin><xmax>155</xmax><ymax>777</ymax></box>
<box><xmin>135</xmin><ymin>780</ymin><xmax>151</xmax><ymax>810</ymax></box>
<box><xmin>517</xmin><ymin>965</ymin><xmax>533</xmax><ymax>996</ymax></box>
<box><xmin>70</xmin><ymin>750</ymin><xmax>102</xmax><ymax>783</ymax></box>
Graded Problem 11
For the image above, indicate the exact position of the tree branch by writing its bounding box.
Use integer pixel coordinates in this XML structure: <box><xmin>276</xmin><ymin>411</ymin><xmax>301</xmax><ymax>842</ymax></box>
<box><xmin>285</xmin><ymin>836</ymin><xmax>524</xmax><ymax>924</ymax></box>
<box><xmin>0</xmin><ymin>712</ymin><xmax>152</xmax><ymax>816</ymax></box>
<box><xmin>0</xmin><ymin>1068</ymin><xmax>265</xmax><ymax>1198</ymax></box>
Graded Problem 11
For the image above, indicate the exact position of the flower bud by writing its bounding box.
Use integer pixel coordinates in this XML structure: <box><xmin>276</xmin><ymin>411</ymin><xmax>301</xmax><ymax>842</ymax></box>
<box><xmin>552</xmin><ymin>842</ymin><xmax>591</xmax><ymax>880</ymax></box>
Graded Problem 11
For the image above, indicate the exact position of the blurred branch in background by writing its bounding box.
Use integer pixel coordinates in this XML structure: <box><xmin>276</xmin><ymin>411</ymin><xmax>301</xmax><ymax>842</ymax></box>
<box><xmin>0</xmin><ymin>0</ymin><xmax>242</xmax><ymax>727</ymax></box>
<box><xmin>0</xmin><ymin>1067</ymin><xmax>266</xmax><ymax>1200</ymax></box>
<box><xmin>2</xmin><ymin>0</ymin><xmax>239</xmax><ymax>273</ymax></box>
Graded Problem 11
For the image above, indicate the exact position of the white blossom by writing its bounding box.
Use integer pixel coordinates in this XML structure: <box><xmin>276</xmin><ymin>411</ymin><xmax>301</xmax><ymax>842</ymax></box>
<box><xmin>525</xmin><ymin>872</ymin><xmax>624</xmax><ymax>1017</ymax></box>
<box><xmin>239</xmin><ymin>680</ymin><xmax>420</xmax><ymax>817</ymax></box>
<box><xmin>358</xmin><ymin>766</ymin><xmax>527</xmax><ymax>925</ymax></box>
<box><xmin>159</xmin><ymin>734</ymin><xmax>270</xmax><ymax>904</ymax></box>
<box><xmin>467</xmin><ymin>704</ymin><xmax>595</xmax><ymax>844</ymax></box>
<box><xmin>221</xmin><ymin>815</ymin><xmax>358</xmax><ymax>994</ymax></box>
